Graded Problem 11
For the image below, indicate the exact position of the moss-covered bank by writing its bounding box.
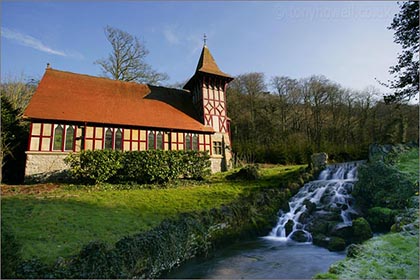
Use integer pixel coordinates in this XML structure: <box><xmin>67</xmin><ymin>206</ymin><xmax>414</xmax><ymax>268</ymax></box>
<box><xmin>315</xmin><ymin>145</ymin><xmax>419</xmax><ymax>279</ymax></box>
<box><xmin>4</xmin><ymin>167</ymin><xmax>313</xmax><ymax>279</ymax></box>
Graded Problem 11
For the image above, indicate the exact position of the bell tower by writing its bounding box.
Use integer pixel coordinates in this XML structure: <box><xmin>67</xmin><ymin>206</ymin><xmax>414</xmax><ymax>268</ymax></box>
<box><xmin>184</xmin><ymin>43</ymin><xmax>233</xmax><ymax>132</ymax></box>
<box><xmin>184</xmin><ymin>41</ymin><xmax>234</xmax><ymax>171</ymax></box>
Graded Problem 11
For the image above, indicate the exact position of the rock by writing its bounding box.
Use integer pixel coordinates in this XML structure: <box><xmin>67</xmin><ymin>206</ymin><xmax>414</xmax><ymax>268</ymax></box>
<box><xmin>366</xmin><ymin>207</ymin><xmax>396</xmax><ymax>232</ymax></box>
<box><xmin>352</xmin><ymin>217</ymin><xmax>373</xmax><ymax>243</ymax></box>
<box><xmin>303</xmin><ymin>199</ymin><xmax>317</xmax><ymax>214</ymax></box>
<box><xmin>346</xmin><ymin>244</ymin><xmax>362</xmax><ymax>258</ymax></box>
<box><xmin>313</xmin><ymin>212</ymin><xmax>341</xmax><ymax>222</ymax></box>
<box><xmin>285</xmin><ymin>220</ymin><xmax>294</xmax><ymax>237</ymax></box>
<box><xmin>331</xmin><ymin>224</ymin><xmax>353</xmax><ymax>239</ymax></box>
<box><xmin>306</xmin><ymin>220</ymin><xmax>329</xmax><ymax>235</ymax></box>
<box><xmin>298</xmin><ymin>211</ymin><xmax>310</xmax><ymax>224</ymax></box>
<box><xmin>327</xmin><ymin>237</ymin><xmax>346</xmax><ymax>251</ymax></box>
<box><xmin>311</xmin><ymin>153</ymin><xmax>328</xmax><ymax>171</ymax></box>
<box><xmin>289</xmin><ymin>230</ymin><xmax>310</xmax><ymax>242</ymax></box>
<box><xmin>313</xmin><ymin>234</ymin><xmax>329</xmax><ymax>248</ymax></box>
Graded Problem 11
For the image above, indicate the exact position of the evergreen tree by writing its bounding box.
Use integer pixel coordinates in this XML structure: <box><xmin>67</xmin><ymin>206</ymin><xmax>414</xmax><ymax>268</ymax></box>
<box><xmin>383</xmin><ymin>1</ymin><xmax>419</xmax><ymax>103</ymax></box>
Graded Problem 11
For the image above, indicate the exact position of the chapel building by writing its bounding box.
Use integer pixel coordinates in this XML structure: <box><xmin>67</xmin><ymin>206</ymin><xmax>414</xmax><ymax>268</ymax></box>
<box><xmin>23</xmin><ymin>44</ymin><xmax>234</xmax><ymax>180</ymax></box>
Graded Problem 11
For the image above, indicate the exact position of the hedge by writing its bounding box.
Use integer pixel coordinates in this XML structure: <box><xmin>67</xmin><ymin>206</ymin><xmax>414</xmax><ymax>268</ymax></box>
<box><xmin>65</xmin><ymin>150</ymin><xmax>211</xmax><ymax>184</ymax></box>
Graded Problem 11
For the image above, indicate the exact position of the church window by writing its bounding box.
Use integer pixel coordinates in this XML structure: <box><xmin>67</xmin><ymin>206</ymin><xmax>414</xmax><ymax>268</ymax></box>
<box><xmin>156</xmin><ymin>131</ymin><xmax>163</xmax><ymax>150</ymax></box>
<box><xmin>65</xmin><ymin>126</ymin><xmax>75</xmax><ymax>151</ymax></box>
<box><xmin>192</xmin><ymin>134</ymin><xmax>198</xmax><ymax>151</ymax></box>
<box><xmin>105</xmin><ymin>128</ymin><xmax>113</xmax><ymax>150</ymax></box>
<box><xmin>148</xmin><ymin>131</ymin><xmax>155</xmax><ymax>150</ymax></box>
<box><xmin>185</xmin><ymin>133</ymin><xmax>192</xmax><ymax>150</ymax></box>
<box><xmin>115</xmin><ymin>129</ymin><xmax>123</xmax><ymax>151</ymax></box>
<box><xmin>148</xmin><ymin>131</ymin><xmax>164</xmax><ymax>150</ymax></box>
<box><xmin>53</xmin><ymin>125</ymin><xmax>63</xmax><ymax>150</ymax></box>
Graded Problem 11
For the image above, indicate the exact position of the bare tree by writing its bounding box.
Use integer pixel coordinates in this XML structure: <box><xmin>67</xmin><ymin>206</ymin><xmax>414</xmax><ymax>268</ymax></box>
<box><xmin>95</xmin><ymin>26</ymin><xmax>168</xmax><ymax>85</ymax></box>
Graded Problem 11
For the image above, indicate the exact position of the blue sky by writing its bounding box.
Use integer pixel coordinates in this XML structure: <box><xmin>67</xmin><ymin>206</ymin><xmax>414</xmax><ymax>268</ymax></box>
<box><xmin>1</xmin><ymin>1</ymin><xmax>401</xmax><ymax>94</ymax></box>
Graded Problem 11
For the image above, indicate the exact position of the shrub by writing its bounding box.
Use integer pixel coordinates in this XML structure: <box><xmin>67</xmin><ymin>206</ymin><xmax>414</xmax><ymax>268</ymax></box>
<box><xmin>226</xmin><ymin>165</ymin><xmax>260</xmax><ymax>181</ymax></box>
<box><xmin>65</xmin><ymin>150</ymin><xmax>122</xmax><ymax>184</ymax></box>
<box><xmin>367</xmin><ymin>207</ymin><xmax>397</xmax><ymax>232</ymax></box>
<box><xmin>352</xmin><ymin>217</ymin><xmax>373</xmax><ymax>243</ymax></box>
<box><xmin>353</xmin><ymin>162</ymin><xmax>417</xmax><ymax>211</ymax></box>
<box><xmin>181</xmin><ymin>151</ymin><xmax>211</xmax><ymax>179</ymax></box>
<box><xmin>65</xmin><ymin>241</ymin><xmax>125</xmax><ymax>279</ymax></box>
<box><xmin>65</xmin><ymin>150</ymin><xmax>211</xmax><ymax>184</ymax></box>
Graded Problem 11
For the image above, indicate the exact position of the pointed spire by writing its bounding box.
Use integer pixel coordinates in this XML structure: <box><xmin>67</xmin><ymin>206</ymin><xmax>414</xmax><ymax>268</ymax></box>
<box><xmin>195</xmin><ymin>45</ymin><xmax>232</xmax><ymax>78</ymax></box>
<box><xmin>183</xmin><ymin>43</ymin><xmax>233</xmax><ymax>90</ymax></box>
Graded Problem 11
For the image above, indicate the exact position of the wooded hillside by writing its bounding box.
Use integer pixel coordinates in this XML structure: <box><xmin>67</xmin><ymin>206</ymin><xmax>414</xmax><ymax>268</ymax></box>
<box><xmin>227</xmin><ymin>73</ymin><xmax>418</xmax><ymax>164</ymax></box>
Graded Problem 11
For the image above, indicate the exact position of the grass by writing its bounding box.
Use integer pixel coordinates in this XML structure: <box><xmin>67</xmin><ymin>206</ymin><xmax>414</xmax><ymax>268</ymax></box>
<box><xmin>1</xmin><ymin>164</ymin><xmax>304</xmax><ymax>264</ymax></box>
<box><xmin>317</xmin><ymin>233</ymin><xmax>419</xmax><ymax>279</ymax></box>
<box><xmin>395</xmin><ymin>147</ymin><xmax>419</xmax><ymax>184</ymax></box>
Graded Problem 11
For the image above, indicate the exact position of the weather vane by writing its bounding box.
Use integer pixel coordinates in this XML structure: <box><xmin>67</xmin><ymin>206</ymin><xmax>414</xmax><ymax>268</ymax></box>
<box><xmin>203</xmin><ymin>33</ymin><xmax>207</xmax><ymax>46</ymax></box>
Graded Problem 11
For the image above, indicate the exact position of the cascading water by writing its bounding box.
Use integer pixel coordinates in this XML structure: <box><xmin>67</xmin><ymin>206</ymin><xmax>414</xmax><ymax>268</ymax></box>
<box><xmin>266</xmin><ymin>161</ymin><xmax>365</xmax><ymax>243</ymax></box>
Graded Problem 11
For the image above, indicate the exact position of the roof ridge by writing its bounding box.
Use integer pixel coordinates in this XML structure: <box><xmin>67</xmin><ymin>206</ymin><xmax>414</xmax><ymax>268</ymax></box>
<box><xmin>46</xmin><ymin>68</ymin><xmax>148</xmax><ymax>87</ymax></box>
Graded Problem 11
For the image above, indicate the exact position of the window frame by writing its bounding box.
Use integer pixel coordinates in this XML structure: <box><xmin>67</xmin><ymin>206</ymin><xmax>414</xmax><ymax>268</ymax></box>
<box><xmin>213</xmin><ymin>141</ymin><xmax>223</xmax><ymax>155</ymax></box>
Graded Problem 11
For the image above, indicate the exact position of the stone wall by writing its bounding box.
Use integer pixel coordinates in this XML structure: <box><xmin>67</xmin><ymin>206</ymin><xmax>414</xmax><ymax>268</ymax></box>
<box><xmin>210</xmin><ymin>132</ymin><xmax>232</xmax><ymax>172</ymax></box>
<box><xmin>25</xmin><ymin>152</ymin><xmax>69</xmax><ymax>182</ymax></box>
<box><xmin>26</xmin><ymin>150</ymin><xmax>228</xmax><ymax>182</ymax></box>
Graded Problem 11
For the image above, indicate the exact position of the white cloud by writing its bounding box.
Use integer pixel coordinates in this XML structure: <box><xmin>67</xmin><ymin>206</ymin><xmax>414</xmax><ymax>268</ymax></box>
<box><xmin>163</xmin><ymin>26</ymin><xmax>180</xmax><ymax>45</ymax></box>
<box><xmin>1</xmin><ymin>27</ymin><xmax>67</xmax><ymax>56</ymax></box>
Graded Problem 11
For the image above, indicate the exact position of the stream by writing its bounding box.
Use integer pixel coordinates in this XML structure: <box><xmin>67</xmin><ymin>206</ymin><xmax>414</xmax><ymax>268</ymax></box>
<box><xmin>164</xmin><ymin>162</ymin><xmax>364</xmax><ymax>279</ymax></box>
<box><xmin>164</xmin><ymin>238</ymin><xmax>345</xmax><ymax>279</ymax></box>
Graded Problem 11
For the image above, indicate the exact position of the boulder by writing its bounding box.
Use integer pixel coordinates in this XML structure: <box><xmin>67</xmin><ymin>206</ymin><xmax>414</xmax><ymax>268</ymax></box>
<box><xmin>303</xmin><ymin>199</ymin><xmax>317</xmax><ymax>214</ymax></box>
<box><xmin>366</xmin><ymin>207</ymin><xmax>396</xmax><ymax>232</ymax></box>
<box><xmin>346</xmin><ymin>244</ymin><xmax>362</xmax><ymax>258</ymax></box>
<box><xmin>285</xmin><ymin>219</ymin><xmax>294</xmax><ymax>237</ymax></box>
<box><xmin>306</xmin><ymin>220</ymin><xmax>329</xmax><ymax>235</ymax></box>
<box><xmin>289</xmin><ymin>230</ymin><xmax>310</xmax><ymax>242</ymax></box>
<box><xmin>331</xmin><ymin>224</ymin><xmax>353</xmax><ymax>240</ymax></box>
<box><xmin>311</xmin><ymin>153</ymin><xmax>328</xmax><ymax>171</ymax></box>
<box><xmin>327</xmin><ymin>237</ymin><xmax>346</xmax><ymax>251</ymax></box>
<box><xmin>352</xmin><ymin>217</ymin><xmax>373</xmax><ymax>243</ymax></box>
<box><xmin>298</xmin><ymin>211</ymin><xmax>310</xmax><ymax>224</ymax></box>
<box><xmin>312</xmin><ymin>233</ymin><xmax>329</xmax><ymax>248</ymax></box>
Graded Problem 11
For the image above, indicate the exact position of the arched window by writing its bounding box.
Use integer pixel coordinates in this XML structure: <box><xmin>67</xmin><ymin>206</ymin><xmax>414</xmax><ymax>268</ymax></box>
<box><xmin>156</xmin><ymin>131</ymin><xmax>163</xmax><ymax>150</ymax></box>
<box><xmin>105</xmin><ymin>128</ymin><xmax>113</xmax><ymax>150</ymax></box>
<box><xmin>192</xmin><ymin>134</ymin><xmax>198</xmax><ymax>151</ymax></box>
<box><xmin>53</xmin><ymin>125</ymin><xmax>63</xmax><ymax>150</ymax></box>
<box><xmin>115</xmin><ymin>129</ymin><xmax>122</xmax><ymax>150</ymax></box>
<box><xmin>65</xmin><ymin>126</ymin><xmax>75</xmax><ymax>151</ymax></box>
<box><xmin>185</xmin><ymin>133</ymin><xmax>191</xmax><ymax>150</ymax></box>
<box><xmin>148</xmin><ymin>131</ymin><xmax>155</xmax><ymax>150</ymax></box>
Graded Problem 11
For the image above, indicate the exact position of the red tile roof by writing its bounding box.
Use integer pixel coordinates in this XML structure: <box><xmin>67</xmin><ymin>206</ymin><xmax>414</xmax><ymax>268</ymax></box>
<box><xmin>23</xmin><ymin>69</ymin><xmax>214</xmax><ymax>133</ymax></box>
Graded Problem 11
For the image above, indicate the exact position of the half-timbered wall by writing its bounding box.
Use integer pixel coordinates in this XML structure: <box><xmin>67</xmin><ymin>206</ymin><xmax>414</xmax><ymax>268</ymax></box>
<box><xmin>26</xmin><ymin>122</ymin><xmax>214</xmax><ymax>180</ymax></box>
<box><xmin>28</xmin><ymin>122</ymin><xmax>212</xmax><ymax>153</ymax></box>
<box><xmin>189</xmin><ymin>75</ymin><xmax>233</xmax><ymax>172</ymax></box>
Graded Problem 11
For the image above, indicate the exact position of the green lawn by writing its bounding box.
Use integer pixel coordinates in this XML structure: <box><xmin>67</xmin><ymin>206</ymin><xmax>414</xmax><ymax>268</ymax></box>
<box><xmin>1</xmin><ymin>165</ymin><xmax>304</xmax><ymax>264</ymax></box>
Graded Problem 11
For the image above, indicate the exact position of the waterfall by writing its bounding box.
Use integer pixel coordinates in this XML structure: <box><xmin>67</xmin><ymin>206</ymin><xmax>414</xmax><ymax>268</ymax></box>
<box><xmin>265</xmin><ymin>161</ymin><xmax>365</xmax><ymax>243</ymax></box>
